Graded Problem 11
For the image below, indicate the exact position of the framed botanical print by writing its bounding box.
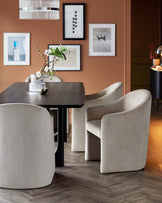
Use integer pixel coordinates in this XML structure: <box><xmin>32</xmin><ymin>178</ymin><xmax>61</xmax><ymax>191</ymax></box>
<box><xmin>48</xmin><ymin>44</ymin><xmax>81</xmax><ymax>71</ymax></box>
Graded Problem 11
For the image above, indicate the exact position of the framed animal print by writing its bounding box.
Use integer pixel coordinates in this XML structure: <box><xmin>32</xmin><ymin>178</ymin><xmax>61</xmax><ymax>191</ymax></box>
<box><xmin>89</xmin><ymin>24</ymin><xmax>115</xmax><ymax>56</ymax></box>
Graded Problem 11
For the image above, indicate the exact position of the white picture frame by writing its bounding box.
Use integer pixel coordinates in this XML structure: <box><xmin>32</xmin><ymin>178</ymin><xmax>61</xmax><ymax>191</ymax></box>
<box><xmin>89</xmin><ymin>24</ymin><xmax>116</xmax><ymax>56</ymax></box>
<box><xmin>48</xmin><ymin>44</ymin><xmax>81</xmax><ymax>71</ymax></box>
<box><xmin>4</xmin><ymin>33</ymin><xmax>30</xmax><ymax>65</ymax></box>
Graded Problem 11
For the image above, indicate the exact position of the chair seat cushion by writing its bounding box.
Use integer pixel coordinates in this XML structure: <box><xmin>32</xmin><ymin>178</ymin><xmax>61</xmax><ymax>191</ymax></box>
<box><xmin>86</xmin><ymin>120</ymin><xmax>101</xmax><ymax>138</ymax></box>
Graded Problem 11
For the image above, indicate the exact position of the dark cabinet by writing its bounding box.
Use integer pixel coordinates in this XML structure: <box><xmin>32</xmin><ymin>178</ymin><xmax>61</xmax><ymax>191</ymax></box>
<box><xmin>150</xmin><ymin>68</ymin><xmax>162</xmax><ymax>111</ymax></box>
<box><xmin>131</xmin><ymin>0</ymin><xmax>161</xmax><ymax>90</ymax></box>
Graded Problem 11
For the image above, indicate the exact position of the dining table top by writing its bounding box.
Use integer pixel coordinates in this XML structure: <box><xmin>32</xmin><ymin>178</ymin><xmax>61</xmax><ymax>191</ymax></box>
<box><xmin>0</xmin><ymin>82</ymin><xmax>85</xmax><ymax>108</ymax></box>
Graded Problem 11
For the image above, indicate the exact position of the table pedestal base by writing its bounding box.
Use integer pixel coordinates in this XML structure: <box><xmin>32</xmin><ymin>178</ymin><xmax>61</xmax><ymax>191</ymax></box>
<box><xmin>55</xmin><ymin>108</ymin><xmax>67</xmax><ymax>167</ymax></box>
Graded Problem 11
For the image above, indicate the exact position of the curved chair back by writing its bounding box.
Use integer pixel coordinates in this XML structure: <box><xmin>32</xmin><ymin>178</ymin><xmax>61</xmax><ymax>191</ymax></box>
<box><xmin>122</xmin><ymin>89</ymin><xmax>151</xmax><ymax>111</ymax></box>
<box><xmin>0</xmin><ymin>103</ymin><xmax>55</xmax><ymax>189</ymax></box>
<box><xmin>44</xmin><ymin>75</ymin><xmax>63</xmax><ymax>82</ymax></box>
<box><xmin>86</xmin><ymin>82</ymin><xmax>122</xmax><ymax>101</ymax></box>
<box><xmin>98</xmin><ymin>82</ymin><xmax>123</xmax><ymax>97</ymax></box>
<box><xmin>25</xmin><ymin>74</ymin><xmax>63</xmax><ymax>82</ymax></box>
<box><xmin>25</xmin><ymin>75</ymin><xmax>31</xmax><ymax>82</ymax></box>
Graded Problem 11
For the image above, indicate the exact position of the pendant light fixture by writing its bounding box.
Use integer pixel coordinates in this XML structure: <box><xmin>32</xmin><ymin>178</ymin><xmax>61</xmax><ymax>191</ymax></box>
<box><xmin>19</xmin><ymin>0</ymin><xmax>60</xmax><ymax>20</ymax></box>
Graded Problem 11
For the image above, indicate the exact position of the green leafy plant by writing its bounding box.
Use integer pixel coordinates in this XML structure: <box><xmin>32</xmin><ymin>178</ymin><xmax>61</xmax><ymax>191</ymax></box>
<box><xmin>35</xmin><ymin>44</ymin><xmax>67</xmax><ymax>78</ymax></box>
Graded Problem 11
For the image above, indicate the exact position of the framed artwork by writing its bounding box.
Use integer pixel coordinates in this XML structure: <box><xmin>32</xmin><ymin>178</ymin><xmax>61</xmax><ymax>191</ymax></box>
<box><xmin>89</xmin><ymin>24</ymin><xmax>116</xmax><ymax>56</ymax></box>
<box><xmin>48</xmin><ymin>44</ymin><xmax>81</xmax><ymax>71</ymax></box>
<box><xmin>4</xmin><ymin>33</ymin><xmax>30</xmax><ymax>65</ymax></box>
<box><xmin>63</xmin><ymin>3</ymin><xmax>85</xmax><ymax>40</ymax></box>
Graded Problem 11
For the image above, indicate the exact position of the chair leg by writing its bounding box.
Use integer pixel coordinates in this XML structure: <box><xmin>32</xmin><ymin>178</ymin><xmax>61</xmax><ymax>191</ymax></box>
<box><xmin>54</xmin><ymin>109</ymin><xmax>68</xmax><ymax>142</ymax></box>
<box><xmin>85</xmin><ymin>131</ymin><xmax>100</xmax><ymax>161</ymax></box>
<box><xmin>71</xmin><ymin>108</ymin><xmax>85</xmax><ymax>151</ymax></box>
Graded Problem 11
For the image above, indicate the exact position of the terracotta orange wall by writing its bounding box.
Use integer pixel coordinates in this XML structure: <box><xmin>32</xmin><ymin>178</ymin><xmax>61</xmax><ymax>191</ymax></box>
<box><xmin>0</xmin><ymin>0</ymin><xmax>131</xmax><ymax>94</ymax></box>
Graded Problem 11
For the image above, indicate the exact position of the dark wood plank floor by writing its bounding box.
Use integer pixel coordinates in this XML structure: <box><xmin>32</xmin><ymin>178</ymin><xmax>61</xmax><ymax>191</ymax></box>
<box><xmin>0</xmin><ymin>105</ymin><xmax>162</xmax><ymax>203</ymax></box>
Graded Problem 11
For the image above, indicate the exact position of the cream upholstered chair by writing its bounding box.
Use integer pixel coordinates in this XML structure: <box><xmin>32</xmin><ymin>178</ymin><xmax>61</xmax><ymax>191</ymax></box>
<box><xmin>25</xmin><ymin>74</ymin><xmax>63</xmax><ymax>83</ymax></box>
<box><xmin>0</xmin><ymin>103</ymin><xmax>55</xmax><ymax>189</ymax></box>
<box><xmin>85</xmin><ymin>89</ymin><xmax>152</xmax><ymax>173</ymax></box>
<box><xmin>71</xmin><ymin>82</ymin><xmax>123</xmax><ymax>151</ymax></box>
<box><xmin>25</xmin><ymin>75</ymin><xmax>69</xmax><ymax>135</ymax></box>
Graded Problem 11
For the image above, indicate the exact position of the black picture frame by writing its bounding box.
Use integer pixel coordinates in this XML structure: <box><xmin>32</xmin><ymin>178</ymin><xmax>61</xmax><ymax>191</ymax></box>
<box><xmin>63</xmin><ymin>3</ymin><xmax>85</xmax><ymax>40</ymax></box>
<box><xmin>48</xmin><ymin>44</ymin><xmax>81</xmax><ymax>71</ymax></box>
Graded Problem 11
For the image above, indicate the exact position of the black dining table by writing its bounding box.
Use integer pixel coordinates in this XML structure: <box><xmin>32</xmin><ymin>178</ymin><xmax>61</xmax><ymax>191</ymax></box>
<box><xmin>0</xmin><ymin>82</ymin><xmax>85</xmax><ymax>167</ymax></box>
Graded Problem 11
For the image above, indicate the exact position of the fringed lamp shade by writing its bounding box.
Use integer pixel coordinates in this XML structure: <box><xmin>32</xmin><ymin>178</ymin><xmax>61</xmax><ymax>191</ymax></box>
<box><xmin>19</xmin><ymin>0</ymin><xmax>60</xmax><ymax>20</ymax></box>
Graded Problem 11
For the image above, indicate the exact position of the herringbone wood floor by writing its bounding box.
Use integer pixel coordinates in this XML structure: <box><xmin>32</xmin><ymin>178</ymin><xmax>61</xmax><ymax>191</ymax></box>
<box><xmin>0</xmin><ymin>107</ymin><xmax>162</xmax><ymax>203</ymax></box>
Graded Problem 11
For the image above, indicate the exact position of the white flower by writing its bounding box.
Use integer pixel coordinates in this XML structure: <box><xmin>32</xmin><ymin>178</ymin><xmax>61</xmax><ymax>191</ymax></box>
<box><xmin>36</xmin><ymin>71</ymin><xmax>41</xmax><ymax>77</ymax></box>
<box><xmin>44</xmin><ymin>66</ymin><xmax>49</xmax><ymax>73</ymax></box>
<box><xmin>44</xmin><ymin>49</ymin><xmax>51</xmax><ymax>56</ymax></box>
